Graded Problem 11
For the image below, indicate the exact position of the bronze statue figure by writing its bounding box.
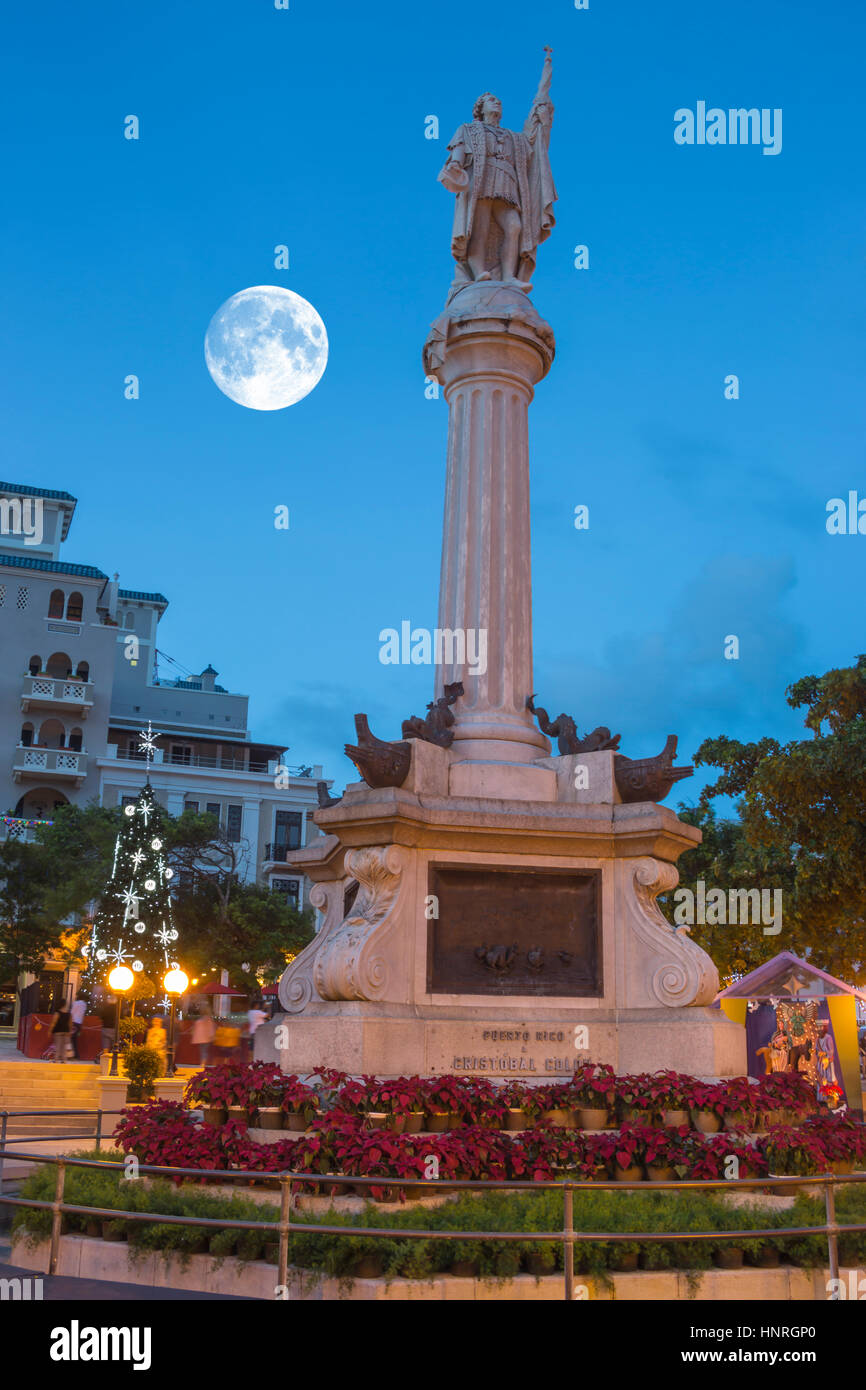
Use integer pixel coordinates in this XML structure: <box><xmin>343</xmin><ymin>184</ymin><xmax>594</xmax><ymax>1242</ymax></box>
<box><xmin>526</xmin><ymin>693</ymin><xmax>621</xmax><ymax>755</ymax></box>
<box><xmin>614</xmin><ymin>735</ymin><xmax>693</xmax><ymax>804</ymax></box>
<box><xmin>344</xmin><ymin>714</ymin><xmax>411</xmax><ymax>789</ymax></box>
<box><xmin>402</xmin><ymin>681</ymin><xmax>464</xmax><ymax>747</ymax></box>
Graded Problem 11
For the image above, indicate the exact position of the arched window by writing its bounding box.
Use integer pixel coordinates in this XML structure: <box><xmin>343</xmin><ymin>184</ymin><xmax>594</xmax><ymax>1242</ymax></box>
<box><xmin>48</xmin><ymin>589</ymin><xmax>64</xmax><ymax>618</ymax></box>
<box><xmin>15</xmin><ymin>788</ymin><xmax>69</xmax><ymax>817</ymax></box>
<box><xmin>38</xmin><ymin>718</ymin><xmax>65</xmax><ymax>749</ymax></box>
<box><xmin>46</xmin><ymin>652</ymin><xmax>72</xmax><ymax>678</ymax></box>
<box><xmin>66</xmin><ymin>591</ymin><xmax>83</xmax><ymax>622</ymax></box>
<box><xmin>68</xmin><ymin>727</ymin><xmax>83</xmax><ymax>752</ymax></box>
<box><xmin>75</xmin><ymin>661</ymin><xmax>89</xmax><ymax>681</ymax></box>
<box><xmin>20</xmin><ymin>722</ymin><xmax>34</xmax><ymax>747</ymax></box>
<box><xmin>28</xmin><ymin>655</ymin><xmax>41</xmax><ymax>676</ymax></box>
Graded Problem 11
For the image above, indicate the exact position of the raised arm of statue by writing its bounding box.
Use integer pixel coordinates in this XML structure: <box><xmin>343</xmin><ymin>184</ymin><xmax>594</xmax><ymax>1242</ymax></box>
<box><xmin>524</xmin><ymin>47</ymin><xmax>554</xmax><ymax>142</ymax></box>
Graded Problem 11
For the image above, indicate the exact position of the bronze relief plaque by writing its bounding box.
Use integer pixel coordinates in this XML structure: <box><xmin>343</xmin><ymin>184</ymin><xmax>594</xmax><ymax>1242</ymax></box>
<box><xmin>426</xmin><ymin>864</ymin><xmax>602</xmax><ymax>997</ymax></box>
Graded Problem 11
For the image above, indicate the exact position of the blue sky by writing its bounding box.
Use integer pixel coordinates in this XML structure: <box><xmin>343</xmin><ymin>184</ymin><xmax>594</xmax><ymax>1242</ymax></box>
<box><xmin>2</xmin><ymin>0</ymin><xmax>863</xmax><ymax>803</ymax></box>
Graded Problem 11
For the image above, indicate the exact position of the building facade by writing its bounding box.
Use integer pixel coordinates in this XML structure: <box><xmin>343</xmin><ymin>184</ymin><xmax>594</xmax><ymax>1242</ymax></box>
<box><xmin>0</xmin><ymin>481</ymin><xmax>329</xmax><ymax>1027</ymax></box>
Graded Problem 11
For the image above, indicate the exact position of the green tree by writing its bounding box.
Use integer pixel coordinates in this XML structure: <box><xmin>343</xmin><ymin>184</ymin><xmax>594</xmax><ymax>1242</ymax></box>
<box><xmin>0</xmin><ymin>839</ymin><xmax>63</xmax><ymax>980</ymax></box>
<box><xmin>172</xmin><ymin>879</ymin><xmax>313</xmax><ymax>984</ymax></box>
<box><xmin>682</xmin><ymin>654</ymin><xmax>866</xmax><ymax>981</ymax></box>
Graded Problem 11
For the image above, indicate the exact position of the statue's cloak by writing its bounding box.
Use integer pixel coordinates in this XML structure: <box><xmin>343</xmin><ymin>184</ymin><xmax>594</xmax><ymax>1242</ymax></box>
<box><xmin>439</xmin><ymin>107</ymin><xmax>556</xmax><ymax>279</ymax></box>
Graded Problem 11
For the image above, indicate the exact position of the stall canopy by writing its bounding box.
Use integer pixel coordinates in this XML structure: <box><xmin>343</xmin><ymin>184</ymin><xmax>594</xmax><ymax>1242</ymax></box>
<box><xmin>717</xmin><ymin>951</ymin><xmax>865</xmax><ymax>1110</ymax></box>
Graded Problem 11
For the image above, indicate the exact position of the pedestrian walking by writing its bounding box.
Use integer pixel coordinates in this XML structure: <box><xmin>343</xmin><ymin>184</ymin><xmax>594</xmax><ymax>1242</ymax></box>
<box><xmin>70</xmin><ymin>995</ymin><xmax>87</xmax><ymax>1059</ymax></box>
<box><xmin>50</xmin><ymin>1003</ymin><xmax>72</xmax><ymax>1063</ymax></box>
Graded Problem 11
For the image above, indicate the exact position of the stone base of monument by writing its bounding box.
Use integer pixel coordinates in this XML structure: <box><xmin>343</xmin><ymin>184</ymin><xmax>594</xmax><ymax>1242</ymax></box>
<box><xmin>263</xmin><ymin>759</ymin><xmax>746</xmax><ymax>1080</ymax></box>
<box><xmin>257</xmin><ymin>1002</ymin><xmax>743</xmax><ymax>1080</ymax></box>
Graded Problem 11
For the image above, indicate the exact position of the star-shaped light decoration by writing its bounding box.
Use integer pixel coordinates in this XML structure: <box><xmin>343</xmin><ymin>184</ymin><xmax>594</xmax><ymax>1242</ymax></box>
<box><xmin>131</xmin><ymin>849</ymin><xmax>145</xmax><ymax>870</ymax></box>
<box><xmin>137</xmin><ymin>800</ymin><xmax>151</xmax><ymax>826</ymax></box>
<box><xmin>137</xmin><ymin>720</ymin><xmax>162</xmax><ymax>762</ymax></box>
<box><xmin>108</xmin><ymin>940</ymin><xmax>131</xmax><ymax>966</ymax></box>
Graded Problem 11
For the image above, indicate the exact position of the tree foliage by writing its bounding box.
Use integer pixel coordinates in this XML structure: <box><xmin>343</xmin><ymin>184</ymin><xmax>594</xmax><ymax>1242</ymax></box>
<box><xmin>674</xmin><ymin>654</ymin><xmax>866</xmax><ymax>981</ymax></box>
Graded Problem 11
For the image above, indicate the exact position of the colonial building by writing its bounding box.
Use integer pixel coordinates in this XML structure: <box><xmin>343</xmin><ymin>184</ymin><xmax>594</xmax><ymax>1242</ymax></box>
<box><xmin>0</xmin><ymin>480</ymin><xmax>329</xmax><ymax>1027</ymax></box>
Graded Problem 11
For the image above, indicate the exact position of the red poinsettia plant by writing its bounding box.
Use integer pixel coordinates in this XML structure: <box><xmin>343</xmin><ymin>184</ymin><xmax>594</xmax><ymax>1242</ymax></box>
<box><xmin>570</xmin><ymin>1062</ymin><xmax>616</xmax><ymax>1111</ymax></box>
<box><xmin>683</xmin><ymin>1132</ymin><xmax>767</xmax><ymax>1182</ymax></box>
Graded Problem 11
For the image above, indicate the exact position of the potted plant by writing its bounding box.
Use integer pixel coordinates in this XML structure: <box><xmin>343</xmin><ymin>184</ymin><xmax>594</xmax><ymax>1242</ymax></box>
<box><xmin>610</xmin><ymin>1123</ymin><xmax>646</xmax><ymax>1183</ymax></box>
<box><xmin>280</xmin><ymin>1076</ymin><xmax>319</xmax><ymax>1132</ymax></box>
<box><xmin>184</xmin><ymin>1066</ymin><xmax>229</xmax><ymax>1127</ymax></box>
<box><xmin>422</xmin><ymin>1076</ymin><xmax>466</xmax><ymax>1132</ymax></box>
<box><xmin>642</xmin><ymin>1124</ymin><xmax>691</xmax><ymax>1182</ymax></box>
<box><xmin>123</xmin><ymin>1045</ymin><xmax>162</xmax><ymax>1102</ymax></box>
<box><xmin>688</xmin><ymin>1079</ymin><xmax>726</xmax><ymax>1134</ymax></box>
<box><xmin>720</xmin><ymin>1076</ymin><xmax>760</xmax><ymax>1131</ymax></box>
<box><xmin>616</xmin><ymin>1074</ymin><xmax>659</xmax><ymax>1127</ymax></box>
<box><xmin>535</xmin><ymin>1081</ymin><xmax>577</xmax><ymax>1129</ymax></box>
<box><xmin>571</xmin><ymin>1063</ymin><xmax>616</xmax><ymax>1130</ymax></box>
<box><xmin>248</xmin><ymin>1064</ymin><xmax>288</xmax><ymax>1129</ymax></box>
<box><xmin>500</xmin><ymin>1079</ymin><xmax>531</xmax><ymax>1130</ymax></box>
<box><xmin>378</xmin><ymin>1076</ymin><xmax>426</xmax><ymax>1133</ymax></box>
<box><xmin>651</xmin><ymin>1070</ymin><xmax>694</xmax><ymax>1127</ymax></box>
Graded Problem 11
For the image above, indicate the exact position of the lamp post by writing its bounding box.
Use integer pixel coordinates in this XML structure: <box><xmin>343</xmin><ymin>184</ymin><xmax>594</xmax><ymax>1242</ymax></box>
<box><xmin>163</xmin><ymin>968</ymin><xmax>189</xmax><ymax>1077</ymax></box>
<box><xmin>106</xmin><ymin>966</ymin><xmax>134</xmax><ymax>1077</ymax></box>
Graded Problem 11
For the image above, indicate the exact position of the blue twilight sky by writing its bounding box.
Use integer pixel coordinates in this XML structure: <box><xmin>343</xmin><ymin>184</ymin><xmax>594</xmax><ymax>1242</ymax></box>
<box><xmin>2</xmin><ymin>0</ymin><xmax>864</xmax><ymax>803</ymax></box>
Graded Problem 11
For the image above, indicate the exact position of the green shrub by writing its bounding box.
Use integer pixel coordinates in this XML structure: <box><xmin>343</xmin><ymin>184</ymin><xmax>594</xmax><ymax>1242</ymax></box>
<box><xmin>124</xmin><ymin>1045</ymin><xmax>163</xmax><ymax>1099</ymax></box>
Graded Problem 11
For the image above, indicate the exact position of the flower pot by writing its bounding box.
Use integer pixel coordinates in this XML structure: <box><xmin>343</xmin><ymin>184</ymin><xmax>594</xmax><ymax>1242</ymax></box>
<box><xmin>403</xmin><ymin>1111</ymin><xmax>425</xmax><ymax>1134</ymax></box>
<box><xmin>762</xmin><ymin>1109</ymin><xmax>784</xmax><ymax>1128</ymax></box>
<box><xmin>102</xmin><ymin>1221</ymin><xmax>126</xmax><ymax>1242</ymax></box>
<box><xmin>713</xmin><ymin>1247</ymin><xmax>744</xmax><ymax>1270</ymax></box>
<box><xmin>257</xmin><ymin>1107</ymin><xmax>284</xmax><ymax>1131</ymax></box>
<box><xmin>447</xmin><ymin>1112</ymin><xmax>463</xmax><ymax>1130</ymax></box>
<box><xmin>85</xmin><ymin>1220</ymin><xmax>101</xmax><ymax>1238</ymax></box>
<box><xmin>614</xmin><ymin>1164</ymin><xmax>645</xmax><ymax>1183</ymax></box>
<box><xmin>352</xmin><ymin>1256</ymin><xmax>383</xmax><ymax>1279</ymax></box>
<box><xmin>646</xmin><ymin>1164</ymin><xmax>676</xmax><ymax>1183</ymax></box>
<box><xmin>400</xmin><ymin>1184</ymin><xmax>429</xmax><ymax>1201</ymax></box>
<box><xmin>365</xmin><ymin>1111</ymin><xmax>388</xmax><ymax>1129</ymax></box>
<box><xmin>227</xmin><ymin>1106</ymin><xmax>248</xmax><ymax>1127</ymax></box>
<box><xmin>265</xmin><ymin>1242</ymin><xmax>279</xmax><ymax>1265</ymax></box>
<box><xmin>586</xmin><ymin>1165</ymin><xmax>609</xmax><ymax>1183</ymax></box>
<box><xmin>662</xmin><ymin>1108</ymin><xmax>690</xmax><ymax>1128</ymax></box>
<box><xmin>506</xmin><ymin>1108</ymin><xmax>528</xmax><ymax>1131</ymax></box>
<box><xmin>577</xmin><ymin>1107</ymin><xmax>608</xmax><ymax>1131</ymax></box>
<box><xmin>450</xmin><ymin>1259</ymin><xmax>480</xmax><ymax>1278</ymax></box>
<box><xmin>540</xmin><ymin>1107</ymin><xmax>576</xmax><ymax>1129</ymax></box>
<box><xmin>427</xmin><ymin>1111</ymin><xmax>450</xmax><ymax>1133</ymax></box>
<box><xmin>386</xmin><ymin>1114</ymin><xmax>406</xmax><ymax>1134</ymax></box>
<box><xmin>748</xmin><ymin>1246</ymin><xmax>780</xmax><ymax>1268</ymax></box>
<box><xmin>609</xmin><ymin>1250</ymin><xmax>639</xmax><ymax>1271</ymax></box>
<box><xmin>524</xmin><ymin>1253</ymin><xmax>555</xmax><ymax>1276</ymax></box>
<box><xmin>202</xmin><ymin>1105</ymin><xmax>227</xmax><ymax>1127</ymax></box>
<box><xmin>284</xmin><ymin>1111</ymin><xmax>308</xmax><ymax>1132</ymax></box>
<box><xmin>691</xmin><ymin>1108</ymin><xmax>723</xmax><ymax>1134</ymax></box>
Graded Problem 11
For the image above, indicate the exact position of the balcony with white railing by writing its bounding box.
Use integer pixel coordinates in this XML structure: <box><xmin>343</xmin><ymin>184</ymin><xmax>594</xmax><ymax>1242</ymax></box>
<box><xmin>0</xmin><ymin>816</ymin><xmax>54</xmax><ymax>844</ymax></box>
<box><xmin>105</xmin><ymin>746</ymin><xmax>317</xmax><ymax>780</ymax></box>
<box><xmin>12</xmin><ymin>745</ymin><xmax>88</xmax><ymax>785</ymax></box>
<box><xmin>21</xmin><ymin>673</ymin><xmax>95</xmax><ymax>718</ymax></box>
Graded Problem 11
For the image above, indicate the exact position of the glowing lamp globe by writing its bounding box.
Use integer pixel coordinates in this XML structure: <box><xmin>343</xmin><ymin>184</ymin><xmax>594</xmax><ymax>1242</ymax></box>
<box><xmin>108</xmin><ymin>965</ymin><xmax>134</xmax><ymax>993</ymax></box>
<box><xmin>163</xmin><ymin>968</ymin><xmax>189</xmax><ymax>996</ymax></box>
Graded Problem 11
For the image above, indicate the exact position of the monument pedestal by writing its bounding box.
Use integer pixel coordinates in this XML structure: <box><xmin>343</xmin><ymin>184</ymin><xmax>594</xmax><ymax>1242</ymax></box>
<box><xmin>265</xmin><ymin>280</ymin><xmax>746</xmax><ymax>1082</ymax></box>
<box><xmin>262</xmin><ymin>760</ymin><xmax>745</xmax><ymax>1079</ymax></box>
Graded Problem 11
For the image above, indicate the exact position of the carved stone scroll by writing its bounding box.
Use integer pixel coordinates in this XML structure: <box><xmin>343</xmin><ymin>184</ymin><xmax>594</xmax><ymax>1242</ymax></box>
<box><xmin>618</xmin><ymin>857</ymin><xmax>719</xmax><ymax>1008</ymax></box>
<box><xmin>313</xmin><ymin>846</ymin><xmax>408</xmax><ymax>1002</ymax></box>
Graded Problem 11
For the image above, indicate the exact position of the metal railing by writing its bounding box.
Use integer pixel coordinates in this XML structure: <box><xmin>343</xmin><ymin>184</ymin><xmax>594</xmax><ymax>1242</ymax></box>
<box><xmin>1</xmin><ymin>1109</ymin><xmax>864</xmax><ymax>1301</ymax></box>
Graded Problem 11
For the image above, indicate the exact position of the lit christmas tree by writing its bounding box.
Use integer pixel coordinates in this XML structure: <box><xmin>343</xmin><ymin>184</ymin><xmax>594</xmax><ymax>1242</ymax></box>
<box><xmin>82</xmin><ymin>723</ymin><xmax>180</xmax><ymax>1008</ymax></box>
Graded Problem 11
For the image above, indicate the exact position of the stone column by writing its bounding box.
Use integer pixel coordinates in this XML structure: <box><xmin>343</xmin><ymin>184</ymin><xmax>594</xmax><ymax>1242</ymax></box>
<box><xmin>424</xmin><ymin>283</ymin><xmax>556</xmax><ymax>798</ymax></box>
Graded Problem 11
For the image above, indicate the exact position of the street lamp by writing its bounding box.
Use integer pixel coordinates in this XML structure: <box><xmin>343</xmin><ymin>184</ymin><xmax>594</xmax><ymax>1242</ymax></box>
<box><xmin>163</xmin><ymin>967</ymin><xmax>189</xmax><ymax>1077</ymax></box>
<box><xmin>106</xmin><ymin>965</ymin><xmax>134</xmax><ymax>1077</ymax></box>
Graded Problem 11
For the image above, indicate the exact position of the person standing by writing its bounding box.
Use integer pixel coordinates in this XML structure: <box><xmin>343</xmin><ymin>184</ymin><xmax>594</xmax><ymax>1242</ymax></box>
<box><xmin>191</xmin><ymin>1007</ymin><xmax>215</xmax><ymax>1067</ymax></box>
<box><xmin>245</xmin><ymin>1001</ymin><xmax>267</xmax><ymax>1061</ymax></box>
<box><xmin>145</xmin><ymin>1016</ymin><xmax>168</xmax><ymax>1077</ymax></box>
<box><xmin>70</xmin><ymin>995</ymin><xmax>87</xmax><ymax>1059</ymax></box>
<box><xmin>50</xmin><ymin>1003</ymin><xmax>72</xmax><ymax>1063</ymax></box>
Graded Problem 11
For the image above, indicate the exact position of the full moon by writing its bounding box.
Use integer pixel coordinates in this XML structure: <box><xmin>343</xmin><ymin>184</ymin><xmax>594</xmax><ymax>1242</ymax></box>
<box><xmin>204</xmin><ymin>285</ymin><xmax>328</xmax><ymax>410</ymax></box>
